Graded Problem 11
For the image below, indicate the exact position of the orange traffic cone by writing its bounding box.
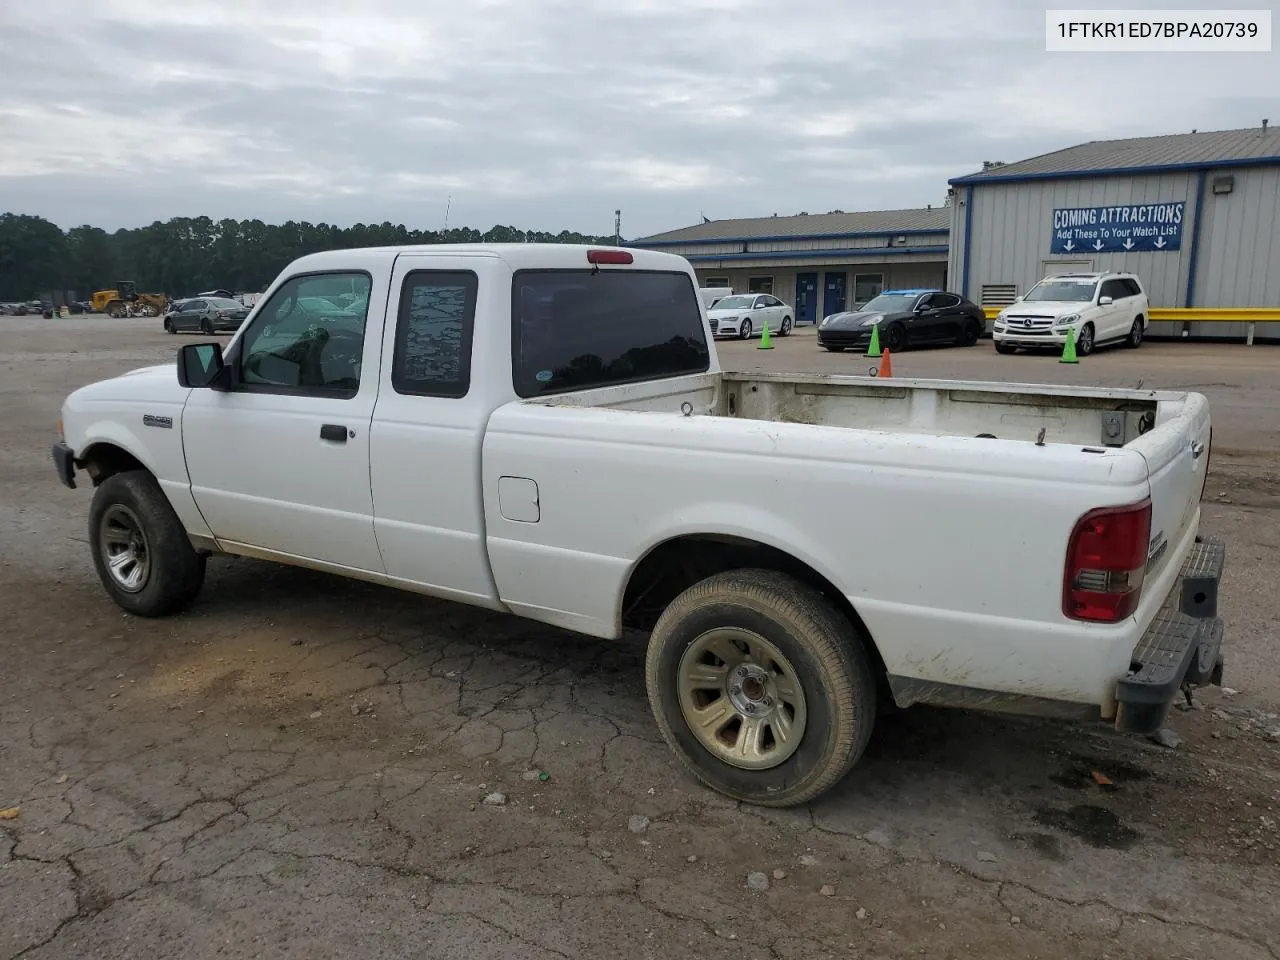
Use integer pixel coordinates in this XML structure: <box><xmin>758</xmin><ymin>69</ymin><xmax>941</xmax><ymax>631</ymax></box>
<box><xmin>877</xmin><ymin>348</ymin><xmax>893</xmax><ymax>378</ymax></box>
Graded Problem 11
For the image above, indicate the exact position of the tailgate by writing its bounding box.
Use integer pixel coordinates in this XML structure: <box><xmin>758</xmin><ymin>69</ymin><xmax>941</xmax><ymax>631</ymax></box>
<box><xmin>1130</xmin><ymin>393</ymin><xmax>1211</xmax><ymax>582</ymax></box>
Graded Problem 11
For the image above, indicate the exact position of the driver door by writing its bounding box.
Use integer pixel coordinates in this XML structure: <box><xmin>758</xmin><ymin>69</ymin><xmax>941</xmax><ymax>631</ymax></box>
<box><xmin>180</xmin><ymin>267</ymin><xmax>388</xmax><ymax>573</ymax></box>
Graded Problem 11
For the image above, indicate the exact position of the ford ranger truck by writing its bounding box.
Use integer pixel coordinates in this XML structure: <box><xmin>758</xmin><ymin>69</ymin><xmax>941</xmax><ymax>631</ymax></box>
<box><xmin>52</xmin><ymin>243</ymin><xmax>1224</xmax><ymax>807</ymax></box>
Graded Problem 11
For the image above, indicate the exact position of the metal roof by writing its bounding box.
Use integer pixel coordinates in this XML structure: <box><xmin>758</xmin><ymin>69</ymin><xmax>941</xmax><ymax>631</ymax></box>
<box><xmin>631</xmin><ymin>207</ymin><xmax>951</xmax><ymax>245</ymax></box>
<box><xmin>951</xmin><ymin>124</ymin><xmax>1280</xmax><ymax>184</ymax></box>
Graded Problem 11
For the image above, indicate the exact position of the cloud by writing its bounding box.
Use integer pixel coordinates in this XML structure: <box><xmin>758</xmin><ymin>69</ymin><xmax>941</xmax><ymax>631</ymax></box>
<box><xmin>1</xmin><ymin>0</ymin><xmax>1276</xmax><ymax>237</ymax></box>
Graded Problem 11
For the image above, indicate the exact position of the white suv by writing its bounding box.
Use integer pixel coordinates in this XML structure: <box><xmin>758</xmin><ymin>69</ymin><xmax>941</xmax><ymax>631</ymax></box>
<box><xmin>993</xmin><ymin>272</ymin><xmax>1149</xmax><ymax>356</ymax></box>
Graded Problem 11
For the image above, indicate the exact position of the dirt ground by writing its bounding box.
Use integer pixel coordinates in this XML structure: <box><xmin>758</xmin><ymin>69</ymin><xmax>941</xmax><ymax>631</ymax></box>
<box><xmin>2</xmin><ymin>317</ymin><xmax>1278</xmax><ymax>960</ymax></box>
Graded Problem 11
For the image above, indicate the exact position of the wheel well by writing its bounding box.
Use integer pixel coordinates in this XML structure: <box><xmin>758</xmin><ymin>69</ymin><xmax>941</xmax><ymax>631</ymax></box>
<box><xmin>621</xmin><ymin>534</ymin><xmax>887</xmax><ymax>678</ymax></box>
<box><xmin>79</xmin><ymin>443</ymin><xmax>147</xmax><ymax>486</ymax></box>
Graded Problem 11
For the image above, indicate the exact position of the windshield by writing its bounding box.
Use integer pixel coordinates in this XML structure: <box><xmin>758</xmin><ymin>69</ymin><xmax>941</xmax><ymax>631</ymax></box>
<box><xmin>710</xmin><ymin>295</ymin><xmax>755</xmax><ymax>310</ymax></box>
<box><xmin>1024</xmin><ymin>278</ymin><xmax>1098</xmax><ymax>302</ymax></box>
<box><xmin>858</xmin><ymin>294</ymin><xmax>919</xmax><ymax>314</ymax></box>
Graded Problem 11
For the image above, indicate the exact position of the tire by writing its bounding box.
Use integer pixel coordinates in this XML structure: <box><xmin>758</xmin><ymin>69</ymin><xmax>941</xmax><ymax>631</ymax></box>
<box><xmin>164</xmin><ymin>319</ymin><xmax>174</xmax><ymax>334</ymax></box>
<box><xmin>960</xmin><ymin>319</ymin><xmax>982</xmax><ymax>346</ymax></box>
<box><xmin>1076</xmin><ymin>322</ymin><xmax>1095</xmax><ymax>357</ymax></box>
<box><xmin>995</xmin><ymin>341</ymin><xmax>1017</xmax><ymax>354</ymax></box>
<box><xmin>779</xmin><ymin>316</ymin><xmax>792</xmax><ymax>337</ymax></box>
<box><xmin>200</xmin><ymin>317</ymin><xmax>214</xmax><ymax>335</ymax></box>
<box><xmin>644</xmin><ymin>568</ymin><xmax>878</xmax><ymax>807</ymax></box>
<box><xmin>1126</xmin><ymin>317</ymin><xmax>1144</xmax><ymax>348</ymax></box>
<box><xmin>885</xmin><ymin>323</ymin><xmax>907</xmax><ymax>353</ymax></box>
<box><xmin>739</xmin><ymin>319</ymin><xmax>752</xmax><ymax>340</ymax></box>
<box><xmin>88</xmin><ymin>470</ymin><xmax>206</xmax><ymax>617</ymax></box>
<box><xmin>822</xmin><ymin>344</ymin><xmax>845</xmax><ymax>353</ymax></box>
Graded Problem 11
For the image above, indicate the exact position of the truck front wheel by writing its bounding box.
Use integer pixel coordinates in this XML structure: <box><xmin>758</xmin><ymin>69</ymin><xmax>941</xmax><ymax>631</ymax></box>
<box><xmin>88</xmin><ymin>470</ymin><xmax>206</xmax><ymax>617</ymax></box>
<box><xmin>644</xmin><ymin>568</ymin><xmax>877</xmax><ymax>807</ymax></box>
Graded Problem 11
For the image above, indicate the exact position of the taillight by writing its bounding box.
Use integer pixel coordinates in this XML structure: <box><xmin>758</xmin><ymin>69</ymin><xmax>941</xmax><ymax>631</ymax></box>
<box><xmin>586</xmin><ymin>249</ymin><xmax>633</xmax><ymax>265</ymax></box>
<box><xmin>1063</xmin><ymin>498</ymin><xmax>1152</xmax><ymax>623</ymax></box>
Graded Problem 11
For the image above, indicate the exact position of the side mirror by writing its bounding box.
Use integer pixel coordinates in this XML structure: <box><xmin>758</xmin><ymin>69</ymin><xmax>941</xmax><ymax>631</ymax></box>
<box><xmin>1098</xmin><ymin>295</ymin><xmax>1114</xmax><ymax>305</ymax></box>
<box><xmin>178</xmin><ymin>342</ymin><xmax>228</xmax><ymax>389</ymax></box>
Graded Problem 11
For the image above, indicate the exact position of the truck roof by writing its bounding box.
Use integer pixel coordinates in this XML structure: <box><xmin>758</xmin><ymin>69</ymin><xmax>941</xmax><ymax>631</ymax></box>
<box><xmin>283</xmin><ymin>243</ymin><xmax>691</xmax><ymax>275</ymax></box>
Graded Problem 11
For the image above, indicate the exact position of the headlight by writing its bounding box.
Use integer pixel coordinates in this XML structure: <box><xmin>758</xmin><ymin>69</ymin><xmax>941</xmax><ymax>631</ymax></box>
<box><xmin>1058</xmin><ymin>313</ymin><xmax>1080</xmax><ymax>325</ymax></box>
<box><xmin>820</xmin><ymin>316</ymin><xmax>830</xmax><ymax>327</ymax></box>
<box><xmin>861</xmin><ymin>315</ymin><xmax>882</xmax><ymax>327</ymax></box>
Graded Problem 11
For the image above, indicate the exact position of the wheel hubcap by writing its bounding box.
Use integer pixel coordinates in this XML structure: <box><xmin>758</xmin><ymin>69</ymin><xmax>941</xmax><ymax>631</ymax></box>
<box><xmin>677</xmin><ymin>628</ymin><xmax>808</xmax><ymax>770</ymax></box>
<box><xmin>100</xmin><ymin>505</ymin><xmax>151</xmax><ymax>593</ymax></box>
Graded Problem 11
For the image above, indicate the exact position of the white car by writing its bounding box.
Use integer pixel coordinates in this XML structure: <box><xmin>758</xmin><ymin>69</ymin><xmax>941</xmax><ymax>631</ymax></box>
<box><xmin>707</xmin><ymin>293</ymin><xmax>793</xmax><ymax>339</ymax></box>
<box><xmin>52</xmin><ymin>243</ymin><xmax>1224</xmax><ymax>809</ymax></box>
<box><xmin>993</xmin><ymin>272</ymin><xmax>1149</xmax><ymax>356</ymax></box>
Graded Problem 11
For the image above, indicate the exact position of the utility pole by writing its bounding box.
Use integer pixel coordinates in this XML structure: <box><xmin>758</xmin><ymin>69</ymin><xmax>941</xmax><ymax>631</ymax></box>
<box><xmin>443</xmin><ymin>196</ymin><xmax>452</xmax><ymax>232</ymax></box>
<box><xmin>614</xmin><ymin>209</ymin><xmax>621</xmax><ymax>246</ymax></box>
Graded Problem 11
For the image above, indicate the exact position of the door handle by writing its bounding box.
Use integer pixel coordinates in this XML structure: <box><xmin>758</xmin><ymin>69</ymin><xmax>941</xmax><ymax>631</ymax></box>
<box><xmin>320</xmin><ymin>424</ymin><xmax>348</xmax><ymax>443</ymax></box>
<box><xmin>1191</xmin><ymin>440</ymin><xmax>1205</xmax><ymax>459</ymax></box>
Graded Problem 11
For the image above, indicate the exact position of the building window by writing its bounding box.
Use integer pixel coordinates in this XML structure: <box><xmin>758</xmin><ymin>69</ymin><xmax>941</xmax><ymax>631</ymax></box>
<box><xmin>853</xmin><ymin>273</ymin><xmax>883</xmax><ymax>305</ymax></box>
<box><xmin>703</xmin><ymin>277</ymin><xmax>730</xmax><ymax>288</ymax></box>
<box><xmin>748</xmin><ymin>276</ymin><xmax>773</xmax><ymax>294</ymax></box>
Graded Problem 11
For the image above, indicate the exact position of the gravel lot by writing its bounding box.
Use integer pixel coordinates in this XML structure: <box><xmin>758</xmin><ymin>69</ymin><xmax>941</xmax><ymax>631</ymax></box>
<box><xmin>2</xmin><ymin>316</ymin><xmax>1278</xmax><ymax>960</ymax></box>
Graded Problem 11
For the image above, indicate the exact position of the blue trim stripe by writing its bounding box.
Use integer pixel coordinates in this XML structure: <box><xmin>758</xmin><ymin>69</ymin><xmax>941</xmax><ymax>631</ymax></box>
<box><xmin>961</xmin><ymin>186</ymin><xmax>974</xmax><ymax>299</ymax></box>
<box><xmin>1185</xmin><ymin>170</ymin><xmax>1208</xmax><ymax>308</ymax></box>
<box><xmin>680</xmin><ymin>245</ymin><xmax>949</xmax><ymax>263</ymax></box>
<box><xmin>629</xmin><ymin>228</ymin><xmax>949</xmax><ymax>249</ymax></box>
<box><xmin>949</xmin><ymin>154</ymin><xmax>1280</xmax><ymax>186</ymax></box>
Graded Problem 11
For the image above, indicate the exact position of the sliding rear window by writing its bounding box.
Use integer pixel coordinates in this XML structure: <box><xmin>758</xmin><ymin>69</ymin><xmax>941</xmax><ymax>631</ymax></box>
<box><xmin>511</xmin><ymin>269</ymin><xmax>709</xmax><ymax>398</ymax></box>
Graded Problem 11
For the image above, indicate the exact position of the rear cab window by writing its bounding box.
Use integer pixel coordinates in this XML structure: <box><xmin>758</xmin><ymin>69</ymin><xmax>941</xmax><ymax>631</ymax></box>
<box><xmin>511</xmin><ymin>269</ymin><xmax>710</xmax><ymax>397</ymax></box>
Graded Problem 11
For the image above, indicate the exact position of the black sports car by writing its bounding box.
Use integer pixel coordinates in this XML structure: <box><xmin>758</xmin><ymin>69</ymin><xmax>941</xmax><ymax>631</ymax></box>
<box><xmin>816</xmin><ymin>288</ymin><xmax>986</xmax><ymax>352</ymax></box>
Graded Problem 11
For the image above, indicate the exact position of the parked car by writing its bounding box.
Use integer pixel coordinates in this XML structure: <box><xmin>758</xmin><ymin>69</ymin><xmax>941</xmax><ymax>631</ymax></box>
<box><xmin>817</xmin><ymin>289</ymin><xmax>985</xmax><ymax>352</ymax></box>
<box><xmin>163</xmin><ymin>297</ymin><xmax>250</xmax><ymax>334</ymax></box>
<box><xmin>993</xmin><ymin>272</ymin><xmax>1149</xmax><ymax>356</ymax></box>
<box><xmin>51</xmin><ymin>243</ymin><xmax>1224</xmax><ymax>809</ymax></box>
<box><xmin>707</xmin><ymin>293</ymin><xmax>793</xmax><ymax>339</ymax></box>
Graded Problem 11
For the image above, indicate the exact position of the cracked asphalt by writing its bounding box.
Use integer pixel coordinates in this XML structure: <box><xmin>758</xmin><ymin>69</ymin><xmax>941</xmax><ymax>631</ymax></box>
<box><xmin>3</xmin><ymin>317</ymin><xmax>1279</xmax><ymax>959</ymax></box>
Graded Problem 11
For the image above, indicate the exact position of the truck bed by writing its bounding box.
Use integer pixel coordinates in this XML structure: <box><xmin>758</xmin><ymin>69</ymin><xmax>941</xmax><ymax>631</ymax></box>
<box><xmin>538</xmin><ymin>370</ymin><xmax>1178</xmax><ymax>451</ymax></box>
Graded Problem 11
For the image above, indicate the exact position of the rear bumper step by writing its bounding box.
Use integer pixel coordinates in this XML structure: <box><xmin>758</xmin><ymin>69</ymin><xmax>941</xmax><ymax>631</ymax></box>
<box><xmin>1115</xmin><ymin>537</ymin><xmax>1225</xmax><ymax>734</ymax></box>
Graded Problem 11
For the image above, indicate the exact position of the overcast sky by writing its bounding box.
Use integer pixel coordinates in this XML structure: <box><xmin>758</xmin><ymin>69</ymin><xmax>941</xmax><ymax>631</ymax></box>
<box><xmin>2</xmin><ymin>0</ymin><xmax>1277</xmax><ymax>238</ymax></box>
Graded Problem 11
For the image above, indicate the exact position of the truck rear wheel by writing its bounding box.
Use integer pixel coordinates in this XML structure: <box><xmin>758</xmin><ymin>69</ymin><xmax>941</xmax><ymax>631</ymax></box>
<box><xmin>89</xmin><ymin>470</ymin><xmax>206</xmax><ymax>617</ymax></box>
<box><xmin>644</xmin><ymin>569</ymin><xmax>877</xmax><ymax>807</ymax></box>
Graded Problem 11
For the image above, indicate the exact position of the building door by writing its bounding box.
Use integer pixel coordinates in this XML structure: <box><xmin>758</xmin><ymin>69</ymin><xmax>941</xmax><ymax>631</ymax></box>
<box><xmin>795</xmin><ymin>273</ymin><xmax>818</xmax><ymax>324</ymax></box>
<box><xmin>823</xmin><ymin>272</ymin><xmax>847</xmax><ymax>316</ymax></box>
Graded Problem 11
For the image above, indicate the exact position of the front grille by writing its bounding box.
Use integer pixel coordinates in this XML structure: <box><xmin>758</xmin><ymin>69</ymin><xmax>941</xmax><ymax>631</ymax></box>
<box><xmin>819</xmin><ymin>330</ymin><xmax>870</xmax><ymax>344</ymax></box>
<box><xmin>1003</xmin><ymin>315</ymin><xmax>1055</xmax><ymax>331</ymax></box>
<box><xmin>709</xmin><ymin>319</ymin><xmax>719</xmax><ymax>333</ymax></box>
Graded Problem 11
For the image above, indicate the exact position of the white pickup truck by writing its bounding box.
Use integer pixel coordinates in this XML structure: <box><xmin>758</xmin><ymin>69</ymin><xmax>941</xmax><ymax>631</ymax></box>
<box><xmin>53</xmin><ymin>243</ymin><xmax>1225</xmax><ymax>807</ymax></box>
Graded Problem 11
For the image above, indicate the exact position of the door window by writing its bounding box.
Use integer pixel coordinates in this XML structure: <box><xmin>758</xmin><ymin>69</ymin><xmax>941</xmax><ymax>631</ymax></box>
<box><xmin>392</xmin><ymin>271</ymin><xmax>478</xmax><ymax>398</ymax></box>
<box><xmin>928</xmin><ymin>293</ymin><xmax>961</xmax><ymax>309</ymax></box>
<box><xmin>236</xmin><ymin>272</ymin><xmax>372</xmax><ymax>398</ymax></box>
<box><xmin>1101</xmin><ymin>279</ymin><xmax>1127</xmax><ymax>300</ymax></box>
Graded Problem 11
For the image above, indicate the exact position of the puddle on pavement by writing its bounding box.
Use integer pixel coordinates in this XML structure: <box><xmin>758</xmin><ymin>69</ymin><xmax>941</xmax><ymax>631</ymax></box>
<box><xmin>1033</xmin><ymin>804</ymin><xmax>1142</xmax><ymax>850</ymax></box>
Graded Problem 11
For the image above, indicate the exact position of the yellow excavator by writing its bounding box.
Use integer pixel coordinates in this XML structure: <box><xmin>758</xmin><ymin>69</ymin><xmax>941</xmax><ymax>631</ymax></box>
<box><xmin>90</xmin><ymin>281</ymin><xmax>169</xmax><ymax>318</ymax></box>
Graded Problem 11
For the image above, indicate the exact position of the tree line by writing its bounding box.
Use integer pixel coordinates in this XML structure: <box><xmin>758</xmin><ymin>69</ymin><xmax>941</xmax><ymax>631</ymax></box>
<box><xmin>0</xmin><ymin>212</ymin><xmax>620</xmax><ymax>303</ymax></box>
